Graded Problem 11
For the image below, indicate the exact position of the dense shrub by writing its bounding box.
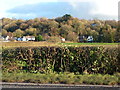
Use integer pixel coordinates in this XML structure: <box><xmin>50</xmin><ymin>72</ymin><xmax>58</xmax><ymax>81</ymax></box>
<box><xmin>35</xmin><ymin>35</ymin><xmax>43</xmax><ymax>41</ymax></box>
<box><xmin>2</xmin><ymin>46</ymin><xmax>120</xmax><ymax>74</ymax></box>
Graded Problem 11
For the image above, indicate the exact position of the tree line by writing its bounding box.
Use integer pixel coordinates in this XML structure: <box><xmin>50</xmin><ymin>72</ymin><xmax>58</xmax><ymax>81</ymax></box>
<box><xmin>1</xmin><ymin>14</ymin><xmax>120</xmax><ymax>42</ymax></box>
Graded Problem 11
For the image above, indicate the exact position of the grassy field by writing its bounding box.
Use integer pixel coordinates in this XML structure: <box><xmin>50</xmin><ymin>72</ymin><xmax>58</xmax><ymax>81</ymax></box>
<box><xmin>61</xmin><ymin>42</ymin><xmax>119</xmax><ymax>45</ymax></box>
<box><xmin>1</xmin><ymin>41</ymin><xmax>119</xmax><ymax>48</ymax></box>
<box><xmin>1</xmin><ymin>41</ymin><xmax>58</xmax><ymax>48</ymax></box>
<box><xmin>2</xmin><ymin>72</ymin><xmax>120</xmax><ymax>85</ymax></box>
<box><xmin>60</xmin><ymin>42</ymin><xmax>119</xmax><ymax>47</ymax></box>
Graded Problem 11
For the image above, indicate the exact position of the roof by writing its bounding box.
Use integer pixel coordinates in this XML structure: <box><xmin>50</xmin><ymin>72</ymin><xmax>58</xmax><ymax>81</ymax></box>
<box><xmin>23</xmin><ymin>36</ymin><xmax>35</xmax><ymax>38</ymax></box>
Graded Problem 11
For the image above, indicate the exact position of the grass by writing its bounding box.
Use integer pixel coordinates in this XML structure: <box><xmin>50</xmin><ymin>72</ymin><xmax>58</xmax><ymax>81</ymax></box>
<box><xmin>2</xmin><ymin>72</ymin><xmax>120</xmax><ymax>85</ymax></box>
<box><xmin>1</xmin><ymin>41</ymin><xmax>119</xmax><ymax>48</ymax></box>
<box><xmin>60</xmin><ymin>42</ymin><xmax>119</xmax><ymax>46</ymax></box>
<box><xmin>60</xmin><ymin>42</ymin><xmax>119</xmax><ymax>45</ymax></box>
<box><xmin>2</xmin><ymin>41</ymin><xmax>58</xmax><ymax>48</ymax></box>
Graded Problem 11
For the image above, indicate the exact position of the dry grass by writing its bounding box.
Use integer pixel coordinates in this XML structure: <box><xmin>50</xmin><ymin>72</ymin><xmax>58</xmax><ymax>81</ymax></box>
<box><xmin>1</xmin><ymin>41</ymin><xmax>119</xmax><ymax>48</ymax></box>
<box><xmin>2</xmin><ymin>41</ymin><xmax>58</xmax><ymax>48</ymax></box>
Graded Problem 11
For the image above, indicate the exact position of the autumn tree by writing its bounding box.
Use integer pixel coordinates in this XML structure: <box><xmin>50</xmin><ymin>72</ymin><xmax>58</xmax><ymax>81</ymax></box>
<box><xmin>13</xmin><ymin>29</ymin><xmax>25</xmax><ymax>37</ymax></box>
<box><xmin>25</xmin><ymin>28</ymin><xmax>37</xmax><ymax>36</ymax></box>
<box><xmin>2</xmin><ymin>29</ymin><xmax>8</xmax><ymax>37</ymax></box>
<box><xmin>59</xmin><ymin>24</ymin><xmax>73</xmax><ymax>38</ymax></box>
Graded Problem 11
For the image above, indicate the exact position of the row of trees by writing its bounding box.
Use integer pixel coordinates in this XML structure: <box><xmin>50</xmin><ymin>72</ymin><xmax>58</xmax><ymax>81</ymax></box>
<box><xmin>1</xmin><ymin>14</ymin><xmax>120</xmax><ymax>42</ymax></box>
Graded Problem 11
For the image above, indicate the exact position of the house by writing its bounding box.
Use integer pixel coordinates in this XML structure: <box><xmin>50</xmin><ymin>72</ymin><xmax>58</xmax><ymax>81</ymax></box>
<box><xmin>60</xmin><ymin>37</ymin><xmax>65</xmax><ymax>42</ymax></box>
<box><xmin>78</xmin><ymin>35</ymin><xmax>93</xmax><ymax>42</ymax></box>
<box><xmin>61</xmin><ymin>37</ymin><xmax>65</xmax><ymax>42</ymax></box>
<box><xmin>87</xmin><ymin>36</ymin><xmax>93</xmax><ymax>42</ymax></box>
<box><xmin>22</xmin><ymin>36</ymin><xmax>35</xmax><ymax>41</ymax></box>
<box><xmin>78</xmin><ymin>36</ymin><xmax>86</xmax><ymax>42</ymax></box>
<box><xmin>91</xmin><ymin>23</ymin><xmax>97</xmax><ymax>27</ymax></box>
<box><xmin>17</xmin><ymin>37</ymin><xmax>22</xmax><ymax>41</ymax></box>
<box><xmin>4</xmin><ymin>32</ymin><xmax>14</xmax><ymax>41</ymax></box>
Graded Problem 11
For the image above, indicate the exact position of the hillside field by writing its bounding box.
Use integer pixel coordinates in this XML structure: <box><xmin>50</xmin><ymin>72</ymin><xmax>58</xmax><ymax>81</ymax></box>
<box><xmin>1</xmin><ymin>41</ymin><xmax>119</xmax><ymax>48</ymax></box>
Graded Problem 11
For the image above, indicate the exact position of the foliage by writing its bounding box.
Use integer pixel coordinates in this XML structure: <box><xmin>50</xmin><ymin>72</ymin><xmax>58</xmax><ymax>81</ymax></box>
<box><xmin>47</xmin><ymin>36</ymin><xmax>61</xmax><ymax>43</ymax></box>
<box><xmin>35</xmin><ymin>35</ymin><xmax>43</xmax><ymax>41</ymax></box>
<box><xmin>13</xmin><ymin>29</ymin><xmax>25</xmax><ymax>37</ymax></box>
<box><xmin>2</xmin><ymin>46</ymin><xmax>119</xmax><ymax>74</ymax></box>
<box><xmin>66</xmin><ymin>31</ymin><xmax>78</xmax><ymax>42</ymax></box>
<box><xmin>2</xmin><ymin>29</ymin><xmax>8</xmax><ymax>37</ymax></box>
<box><xmin>25</xmin><ymin>28</ymin><xmax>37</xmax><ymax>36</ymax></box>
<box><xmin>1</xmin><ymin>14</ymin><xmax>119</xmax><ymax>42</ymax></box>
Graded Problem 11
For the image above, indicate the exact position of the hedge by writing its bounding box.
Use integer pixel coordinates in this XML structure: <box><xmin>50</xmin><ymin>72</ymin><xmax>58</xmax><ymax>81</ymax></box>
<box><xmin>2</xmin><ymin>46</ymin><xmax>120</xmax><ymax>74</ymax></box>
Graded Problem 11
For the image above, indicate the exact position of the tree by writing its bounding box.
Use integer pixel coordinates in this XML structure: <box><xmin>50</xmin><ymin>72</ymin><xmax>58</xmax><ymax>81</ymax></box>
<box><xmin>59</xmin><ymin>24</ymin><xmax>73</xmax><ymax>38</ymax></box>
<box><xmin>66</xmin><ymin>31</ymin><xmax>78</xmax><ymax>42</ymax></box>
<box><xmin>2</xmin><ymin>29</ymin><xmax>8</xmax><ymax>37</ymax></box>
<box><xmin>55</xmin><ymin>14</ymin><xmax>73</xmax><ymax>23</ymax></box>
<box><xmin>1</xmin><ymin>16</ymin><xmax>118</xmax><ymax>43</ymax></box>
<box><xmin>89</xmin><ymin>30</ymin><xmax>99</xmax><ymax>42</ymax></box>
<box><xmin>35</xmin><ymin>35</ymin><xmax>43</xmax><ymax>41</ymax></box>
<box><xmin>25</xmin><ymin>28</ymin><xmax>37</xmax><ymax>36</ymax></box>
<box><xmin>13</xmin><ymin>29</ymin><xmax>24</xmax><ymax>37</ymax></box>
<box><xmin>62</xmin><ymin>14</ymin><xmax>73</xmax><ymax>21</ymax></box>
<box><xmin>20</xmin><ymin>23</ymin><xmax>28</xmax><ymax>30</ymax></box>
<box><xmin>47</xmin><ymin>20</ymin><xmax>59</xmax><ymax>36</ymax></box>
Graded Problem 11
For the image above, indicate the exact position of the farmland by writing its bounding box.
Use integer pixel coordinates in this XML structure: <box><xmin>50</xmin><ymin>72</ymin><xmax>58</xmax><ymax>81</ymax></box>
<box><xmin>1</xmin><ymin>41</ymin><xmax>119</xmax><ymax>48</ymax></box>
<box><xmin>2</xmin><ymin>41</ymin><xmax>58</xmax><ymax>48</ymax></box>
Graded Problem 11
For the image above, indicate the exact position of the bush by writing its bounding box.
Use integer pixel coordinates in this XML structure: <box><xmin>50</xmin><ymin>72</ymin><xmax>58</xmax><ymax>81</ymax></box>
<box><xmin>35</xmin><ymin>35</ymin><xmax>43</xmax><ymax>41</ymax></box>
<box><xmin>103</xmin><ymin>75</ymin><xmax>118</xmax><ymax>85</ymax></box>
<box><xmin>2</xmin><ymin>46</ymin><xmax>119</xmax><ymax>74</ymax></box>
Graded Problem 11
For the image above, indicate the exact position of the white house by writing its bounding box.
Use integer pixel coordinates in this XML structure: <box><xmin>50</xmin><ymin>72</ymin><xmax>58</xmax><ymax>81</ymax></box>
<box><xmin>22</xmin><ymin>36</ymin><xmax>35</xmax><ymax>41</ymax></box>
<box><xmin>87</xmin><ymin>36</ymin><xmax>93</xmax><ymax>42</ymax></box>
<box><xmin>61</xmin><ymin>38</ymin><xmax>65</xmax><ymax>42</ymax></box>
<box><xmin>4</xmin><ymin>36</ymin><xmax>12</xmax><ymax>42</ymax></box>
<box><xmin>5</xmin><ymin>36</ymin><xmax>9</xmax><ymax>41</ymax></box>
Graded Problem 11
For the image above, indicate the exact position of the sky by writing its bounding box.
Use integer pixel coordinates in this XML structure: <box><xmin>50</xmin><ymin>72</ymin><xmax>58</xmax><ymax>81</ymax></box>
<box><xmin>0</xmin><ymin>0</ymin><xmax>119</xmax><ymax>20</ymax></box>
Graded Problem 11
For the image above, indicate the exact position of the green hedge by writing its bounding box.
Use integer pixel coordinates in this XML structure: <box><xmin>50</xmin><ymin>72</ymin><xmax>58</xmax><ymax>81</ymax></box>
<box><xmin>2</xmin><ymin>46</ymin><xmax>120</xmax><ymax>74</ymax></box>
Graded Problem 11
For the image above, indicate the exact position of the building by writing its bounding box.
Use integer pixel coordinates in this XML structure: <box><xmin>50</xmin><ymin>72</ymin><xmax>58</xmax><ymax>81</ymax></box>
<box><xmin>17</xmin><ymin>37</ymin><xmax>22</xmax><ymax>41</ymax></box>
<box><xmin>78</xmin><ymin>35</ymin><xmax>93</xmax><ymax>42</ymax></box>
<box><xmin>22</xmin><ymin>36</ymin><xmax>35</xmax><ymax>41</ymax></box>
<box><xmin>61</xmin><ymin>37</ymin><xmax>65</xmax><ymax>42</ymax></box>
<box><xmin>87</xmin><ymin>36</ymin><xmax>93</xmax><ymax>42</ymax></box>
<box><xmin>60</xmin><ymin>37</ymin><xmax>65</xmax><ymax>42</ymax></box>
<box><xmin>78</xmin><ymin>36</ymin><xmax>85</xmax><ymax>42</ymax></box>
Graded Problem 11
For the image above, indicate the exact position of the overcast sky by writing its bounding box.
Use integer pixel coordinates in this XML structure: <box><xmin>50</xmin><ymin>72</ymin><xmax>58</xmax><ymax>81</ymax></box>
<box><xmin>0</xmin><ymin>0</ymin><xmax>119</xmax><ymax>20</ymax></box>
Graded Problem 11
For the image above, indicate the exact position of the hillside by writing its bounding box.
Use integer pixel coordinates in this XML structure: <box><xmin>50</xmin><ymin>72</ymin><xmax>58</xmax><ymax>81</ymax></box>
<box><xmin>1</xmin><ymin>14</ymin><xmax>119</xmax><ymax>42</ymax></box>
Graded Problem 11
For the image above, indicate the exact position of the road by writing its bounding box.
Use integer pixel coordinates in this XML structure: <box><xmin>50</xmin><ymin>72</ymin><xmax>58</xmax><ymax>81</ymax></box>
<box><xmin>1</xmin><ymin>82</ymin><xmax>120</xmax><ymax>90</ymax></box>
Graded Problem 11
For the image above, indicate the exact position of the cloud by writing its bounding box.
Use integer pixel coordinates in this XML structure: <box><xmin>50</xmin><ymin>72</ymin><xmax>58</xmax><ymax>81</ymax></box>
<box><xmin>6</xmin><ymin>2</ymin><xmax>96</xmax><ymax>19</ymax></box>
<box><xmin>0</xmin><ymin>0</ymin><xmax>118</xmax><ymax>20</ymax></box>
<box><xmin>0</xmin><ymin>0</ymin><xmax>58</xmax><ymax>19</ymax></box>
<box><xmin>91</xmin><ymin>0</ymin><xmax>118</xmax><ymax>17</ymax></box>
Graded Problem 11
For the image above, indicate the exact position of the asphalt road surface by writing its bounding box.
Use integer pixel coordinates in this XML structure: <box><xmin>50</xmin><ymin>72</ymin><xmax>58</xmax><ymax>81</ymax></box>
<box><xmin>1</xmin><ymin>82</ymin><xmax>120</xmax><ymax>90</ymax></box>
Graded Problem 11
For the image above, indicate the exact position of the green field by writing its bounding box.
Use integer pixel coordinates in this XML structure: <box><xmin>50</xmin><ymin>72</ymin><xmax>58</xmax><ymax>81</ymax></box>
<box><xmin>61</xmin><ymin>43</ymin><xmax>119</xmax><ymax>45</ymax></box>
<box><xmin>60</xmin><ymin>42</ymin><xmax>119</xmax><ymax>48</ymax></box>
